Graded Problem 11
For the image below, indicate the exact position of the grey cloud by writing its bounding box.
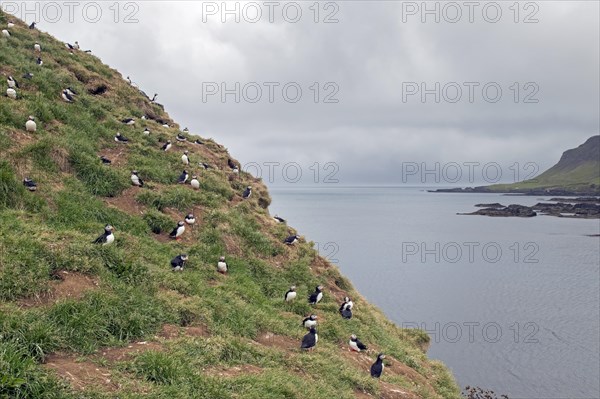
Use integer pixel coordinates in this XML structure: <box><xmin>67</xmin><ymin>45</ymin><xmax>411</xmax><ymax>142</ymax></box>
<box><xmin>9</xmin><ymin>1</ymin><xmax>598</xmax><ymax>185</ymax></box>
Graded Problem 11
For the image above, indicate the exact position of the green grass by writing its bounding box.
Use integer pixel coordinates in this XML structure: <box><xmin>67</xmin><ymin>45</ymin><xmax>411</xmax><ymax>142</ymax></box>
<box><xmin>0</xmin><ymin>9</ymin><xmax>460</xmax><ymax>399</ymax></box>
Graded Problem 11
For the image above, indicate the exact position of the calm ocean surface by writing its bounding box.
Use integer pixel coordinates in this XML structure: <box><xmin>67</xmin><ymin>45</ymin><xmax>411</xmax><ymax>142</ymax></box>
<box><xmin>269</xmin><ymin>186</ymin><xmax>600</xmax><ymax>398</ymax></box>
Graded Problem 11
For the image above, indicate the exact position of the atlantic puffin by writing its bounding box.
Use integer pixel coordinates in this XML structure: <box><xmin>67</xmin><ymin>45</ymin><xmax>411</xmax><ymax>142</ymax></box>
<box><xmin>190</xmin><ymin>176</ymin><xmax>200</xmax><ymax>189</ymax></box>
<box><xmin>302</xmin><ymin>314</ymin><xmax>318</xmax><ymax>329</ymax></box>
<box><xmin>99</xmin><ymin>156</ymin><xmax>112</xmax><ymax>164</ymax></box>
<box><xmin>93</xmin><ymin>225</ymin><xmax>115</xmax><ymax>245</ymax></box>
<box><xmin>194</xmin><ymin>139</ymin><xmax>204</xmax><ymax>145</ymax></box>
<box><xmin>181</xmin><ymin>151</ymin><xmax>190</xmax><ymax>165</ymax></box>
<box><xmin>217</xmin><ymin>256</ymin><xmax>228</xmax><ymax>274</ymax></box>
<box><xmin>25</xmin><ymin>116</ymin><xmax>37</xmax><ymax>132</ymax></box>
<box><xmin>171</xmin><ymin>254</ymin><xmax>188</xmax><ymax>271</ymax></box>
<box><xmin>34</xmin><ymin>42</ymin><xmax>41</xmax><ymax>52</ymax></box>
<box><xmin>300</xmin><ymin>327</ymin><xmax>318</xmax><ymax>350</ymax></box>
<box><xmin>199</xmin><ymin>162</ymin><xmax>211</xmax><ymax>170</ymax></box>
<box><xmin>23</xmin><ymin>178</ymin><xmax>37</xmax><ymax>191</ymax></box>
<box><xmin>308</xmin><ymin>286</ymin><xmax>323</xmax><ymax>305</ymax></box>
<box><xmin>7</xmin><ymin>76</ymin><xmax>18</xmax><ymax>89</ymax></box>
<box><xmin>130</xmin><ymin>171</ymin><xmax>144</xmax><ymax>187</ymax></box>
<box><xmin>349</xmin><ymin>335</ymin><xmax>368</xmax><ymax>352</ymax></box>
<box><xmin>370</xmin><ymin>354</ymin><xmax>385</xmax><ymax>378</ymax></box>
<box><xmin>177</xmin><ymin>170</ymin><xmax>189</xmax><ymax>184</ymax></box>
<box><xmin>284</xmin><ymin>286</ymin><xmax>297</xmax><ymax>302</ymax></box>
<box><xmin>36</xmin><ymin>57</ymin><xmax>43</xmax><ymax>66</ymax></box>
<box><xmin>339</xmin><ymin>297</ymin><xmax>353</xmax><ymax>319</ymax></box>
<box><xmin>6</xmin><ymin>88</ymin><xmax>16</xmax><ymax>99</ymax></box>
<box><xmin>121</xmin><ymin>118</ymin><xmax>135</xmax><ymax>125</ymax></box>
<box><xmin>143</xmin><ymin>128</ymin><xmax>150</xmax><ymax>135</ymax></box>
<box><xmin>169</xmin><ymin>221</ymin><xmax>185</xmax><ymax>240</ymax></box>
<box><xmin>7</xmin><ymin>21</ymin><xmax>14</xmax><ymax>28</ymax></box>
<box><xmin>184</xmin><ymin>213</ymin><xmax>196</xmax><ymax>226</ymax></box>
<box><xmin>273</xmin><ymin>215</ymin><xmax>286</xmax><ymax>224</ymax></box>
<box><xmin>227</xmin><ymin>158</ymin><xmax>238</xmax><ymax>172</ymax></box>
<box><xmin>61</xmin><ymin>89</ymin><xmax>74</xmax><ymax>102</ymax></box>
<box><xmin>176</xmin><ymin>133</ymin><xmax>186</xmax><ymax>142</ymax></box>
<box><xmin>29</xmin><ymin>22</ymin><xmax>36</xmax><ymax>29</ymax></box>
<box><xmin>2</xmin><ymin>29</ymin><xmax>10</xmax><ymax>38</ymax></box>
<box><xmin>183</xmin><ymin>127</ymin><xmax>189</xmax><ymax>133</ymax></box>
<box><xmin>284</xmin><ymin>235</ymin><xmax>299</xmax><ymax>245</ymax></box>
<box><xmin>242</xmin><ymin>186</ymin><xmax>252</xmax><ymax>199</ymax></box>
<box><xmin>161</xmin><ymin>140</ymin><xmax>172</xmax><ymax>151</ymax></box>
<box><xmin>114</xmin><ymin>132</ymin><xmax>129</xmax><ymax>143</ymax></box>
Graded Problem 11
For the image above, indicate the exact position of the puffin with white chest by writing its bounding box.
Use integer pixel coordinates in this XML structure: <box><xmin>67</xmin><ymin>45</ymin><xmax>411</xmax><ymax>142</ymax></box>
<box><xmin>177</xmin><ymin>170</ymin><xmax>189</xmax><ymax>184</ymax></box>
<box><xmin>161</xmin><ymin>140</ymin><xmax>172</xmax><ymax>151</ymax></box>
<box><xmin>169</xmin><ymin>221</ymin><xmax>185</xmax><ymax>240</ymax></box>
<box><xmin>114</xmin><ymin>132</ymin><xmax>129</xmax><ymax>143</ymax></box>
<box><xmin>61</xmin><ymin>89</ymin><xmax>75</xmax><ymax>102</ymax></box>
<box><xmin>308</xmin><ymin>285</ymin><xmax>323</xmax><ymax>305</ymax></box>
<box><xmin>217</xmin><ymin>256</ymin><xmax>228</xmax><ymax>274</ymax></box>
<box><xmin>339</xmin><ymin>296</ymin><xmax>353</xmax><ymax>319</ymax></box>
<box><xmin>93</xmin><ymin>225</ymin><xmax>115</xmax><ymax>245</ymax></box>
<box><xmin>181</xmin><ymin>151</ymin><xmax>190</xmax><ymax>165</ymax></box>
<box><xmin>284</xmin><ymin>286</ymin><xmax>297</xmax><ymax>302</ymax></box>
<box><xmin>190</xmin><ymin>176</ymin><xmax>200</xmax><ymax>189</ymax></box>
<box><xmin>7</xmin><ymin>76</ymin><xmax>18</xmax><ymax>89</ymax></box>
<box><xmin>302</xmin><ymin>314</ymin><xmax>318</xmax><ymax>329</ymax></box>
<box><xmin>184</xmin><ymin>213</ymin><xmax>196</xmax><ymax>226</ymax></box>
<box><xmin>130</xmin><ymin>171</ymin><xmax>144</xmax><ymax>187</ymax></box>
<box><xmin>25</xmin><ymin>116</ymin><xmax>37</xmax><ymax>132</ymax></box>
<box><xmin>349</xmin><ymin>335</ymin><xmax>368</xmax><ymax>352</ymax></box>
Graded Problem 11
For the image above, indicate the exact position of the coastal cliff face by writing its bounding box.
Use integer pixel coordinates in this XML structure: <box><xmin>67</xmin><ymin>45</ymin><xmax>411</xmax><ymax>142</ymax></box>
<box><xmin>0</xmin><ymin>11</ymin><xmax>460</xmax><ymax>398</ymax></box>
<box><xmin>435</xmin><ymin>136</ymin><xmax>600</xmax><ymax>195</ymax></box>
<box><xmin>488</xmin><ymin>135</ymin><xmax>600</xmax><ymax>195</ymax></box>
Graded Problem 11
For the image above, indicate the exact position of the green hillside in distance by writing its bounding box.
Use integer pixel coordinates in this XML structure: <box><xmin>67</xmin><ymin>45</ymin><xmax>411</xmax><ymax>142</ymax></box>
<box><xmin>488</xmin><ymin>135</ymin><xmax>599</xmax><ymax>195</ymax></box>
<box><xmin>0</xmin><ymin>11</ymin><xmax>460</xmax><ymax>399</ymax></box>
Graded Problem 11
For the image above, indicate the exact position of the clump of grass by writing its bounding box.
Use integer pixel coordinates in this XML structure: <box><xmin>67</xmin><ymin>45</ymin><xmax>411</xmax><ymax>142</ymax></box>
<box><xmin>0</xmin><ymin>162</ymin><xmax>45</xmax><ymax>212</ymax></box>
<box><xmin>143</xmin><ymin>209</ymin><xmax>174</xmax><ymax>234</ymax></box>
<box><xmin>69</xmin><ymin>151</ymin><xmax>129</xmax><ymax>197</ymax></box>
<box><xmin>136</xmin><ymin>186</ymin><xmax>222</xmax><ymax>211</ymax></box>
<box><xmin>131</xmin><ymin>351</ymin><xmax>181</xmax><ymax>384</ymax></box>
<box><xmin>0</xmin><ymin>342</ymin><xmax>69</xmax><ymax>398</ymax></box>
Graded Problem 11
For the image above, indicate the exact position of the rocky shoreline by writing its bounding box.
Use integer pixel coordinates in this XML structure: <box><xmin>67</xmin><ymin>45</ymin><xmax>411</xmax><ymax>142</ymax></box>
<box><xmin>459</xmin><ymin>198</ymin><xmax>600</xmax><ymax>218</ymax></box>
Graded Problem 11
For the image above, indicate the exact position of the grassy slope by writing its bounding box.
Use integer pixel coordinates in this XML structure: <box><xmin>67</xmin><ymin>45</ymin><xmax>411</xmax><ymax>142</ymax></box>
<box><xmin>0</xmin><ymin>12</ymin><xmax>460</xmax><ymax>399</ymax></box>
<box><xmin>487</xmin><ymin>136</ymin><xmax>600</xmax><ymax>193</ymax></box>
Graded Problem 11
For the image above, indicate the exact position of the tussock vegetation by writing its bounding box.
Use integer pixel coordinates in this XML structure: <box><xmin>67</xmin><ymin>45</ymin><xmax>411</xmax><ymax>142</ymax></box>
<box><xmin>0</xmin><ymin>10</ymin><xmax>459</xmax><ymax>399</ymax></box>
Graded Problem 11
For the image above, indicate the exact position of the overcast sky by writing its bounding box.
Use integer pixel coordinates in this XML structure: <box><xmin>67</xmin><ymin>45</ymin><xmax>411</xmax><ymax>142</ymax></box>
<box><xmin>5</xmin><ymin>1</ymin><xmax>599</xmax><ymax>185</ymax></box>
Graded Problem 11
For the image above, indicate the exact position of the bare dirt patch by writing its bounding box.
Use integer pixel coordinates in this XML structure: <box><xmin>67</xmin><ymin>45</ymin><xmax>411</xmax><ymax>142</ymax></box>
<box><xmin>378</xmin><ymin>382</ymin><xmax>421</xmax><ymax>399</ymax></box>
<box><xmin>19</xmin><ymin>271</ymin><xmax>98</xmax><ymax>308</ymax></box>
<box><xmin>97</xmin><ymin>341</ymin><xmax>163</xmax><ymax>363</ymax></box>
<box><xmin>339</xmin><ymin>349</ymin><xmax>434</xmax><ymax>398</ymax></box>
<box><xmin>98</xmin><ymin>146</ymin><xmax>129</xmax><ymax>168</ymax></box>
<box><xmin>45</xmin><ymin>353</ymin><xmax>118</xmax><ymax>392</ymax></box>
<box><xmin>157</xmin><ymin>324</ymin><xmax>209</xmax><ymax>340</ymax></box>
<box><xmin>203</xmin><ymin>364</ymin><xmax>263</xmax><ymax>378</ymax></box>
<box><xmin>104</xmin><ymin>187</ymin><xmax>146</xmax><ymax>216</ymax></box>
<box><xmin>254</xmin><ymin>332</ymin><xmax>298</xmax><ymax>351</ymax></box>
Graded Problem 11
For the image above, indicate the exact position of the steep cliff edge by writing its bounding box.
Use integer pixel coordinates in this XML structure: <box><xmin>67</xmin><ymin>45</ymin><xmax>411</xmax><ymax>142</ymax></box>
<box><xmin>0</xmin><ymin>11</ymin><xmax>459</xmax><ymax>398</ymax></box>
